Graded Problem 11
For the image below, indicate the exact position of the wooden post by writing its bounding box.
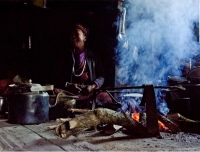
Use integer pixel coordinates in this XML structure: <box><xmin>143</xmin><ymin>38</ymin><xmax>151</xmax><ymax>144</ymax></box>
<box><xmin>141</xmin><ymin>84</ymin><xmax>160</xmax><ymax>137</ymax></box>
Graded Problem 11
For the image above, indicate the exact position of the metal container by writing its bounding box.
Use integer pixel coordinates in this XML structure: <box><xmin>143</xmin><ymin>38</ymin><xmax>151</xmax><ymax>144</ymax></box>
<box><xmin>0</xmin><ymin>96</ymin><xmax>5</xmax><ymax>114</ymax></box>
<box><xmin>8</xmin><ymin>92</ymin><xmax>49</xmax><ymax>125</ymax></box>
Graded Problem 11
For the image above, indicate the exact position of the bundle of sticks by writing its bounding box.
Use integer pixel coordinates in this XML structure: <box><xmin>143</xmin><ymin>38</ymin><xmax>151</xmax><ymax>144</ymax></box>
<box><xmin>47</xmin><ymin>108</ymin><xmax>181</xmax><ymax>139</ymax></box>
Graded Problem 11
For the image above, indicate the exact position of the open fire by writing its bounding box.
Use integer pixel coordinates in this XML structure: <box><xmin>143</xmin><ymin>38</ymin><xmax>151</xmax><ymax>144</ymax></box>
<box><xmin>49</xmin><ymin>84</ymin><xmax>186</xmax><ymax>139</ymax></box>
<box><xmin>132</xmin><ymin>111</ymin><xmax>169</xmax><ymax>132</ymax></box>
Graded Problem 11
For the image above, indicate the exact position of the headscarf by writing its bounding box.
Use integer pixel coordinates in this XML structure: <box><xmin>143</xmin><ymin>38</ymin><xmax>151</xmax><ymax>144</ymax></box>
<box><xmin>74</xmin><ymin>24</ymin><xmax>89</xmax><ymax>37</ymax></box>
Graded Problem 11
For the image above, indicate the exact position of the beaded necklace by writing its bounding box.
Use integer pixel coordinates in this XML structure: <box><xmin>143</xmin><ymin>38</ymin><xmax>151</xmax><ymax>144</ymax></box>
<box><xmin>72</xmin><ymin>49</ymin><xmax>86</xmax><ymax>77</ymax></box>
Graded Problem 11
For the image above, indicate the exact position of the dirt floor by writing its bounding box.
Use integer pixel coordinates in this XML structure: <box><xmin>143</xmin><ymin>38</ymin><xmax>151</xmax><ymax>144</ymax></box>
<box><xmin>59</xmin><ymin>127</ymin><xmax>200</xmax><ymax>151</ymax></box>
<box><xmin>1</xmin><ymin>118</ymin><xmax>200</xmax><ymax>151</ymax></box>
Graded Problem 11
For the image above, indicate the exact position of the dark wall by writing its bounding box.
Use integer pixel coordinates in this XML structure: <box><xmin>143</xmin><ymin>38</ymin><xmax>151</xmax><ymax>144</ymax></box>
<box><xmin>0</xmin><ymin>1</ymin><xmax>118</xmax><ymax>87</ymax></box>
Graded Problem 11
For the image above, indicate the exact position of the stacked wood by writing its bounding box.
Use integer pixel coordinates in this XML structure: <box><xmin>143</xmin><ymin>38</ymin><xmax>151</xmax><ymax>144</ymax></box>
<box><xmin>48</xmin><ymin>108</ymin><xmax>184</xmax><ymax>139</ymax></box>
<box><xmin>53</xmin><ymin>108</ymin><xmax>147</xmax><ymax>139</ymax></box>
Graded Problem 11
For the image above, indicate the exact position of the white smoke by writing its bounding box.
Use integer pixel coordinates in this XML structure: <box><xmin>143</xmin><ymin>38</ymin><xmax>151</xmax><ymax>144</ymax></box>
<box><xmin>116</xmin><ymin>0</ymin><xmax>199</xmax><ymax>85</ymax></box>
<box><xmin>115</xmin><ymin>0</ymin><xmax>199</xmax><ymax>115</ymax></box>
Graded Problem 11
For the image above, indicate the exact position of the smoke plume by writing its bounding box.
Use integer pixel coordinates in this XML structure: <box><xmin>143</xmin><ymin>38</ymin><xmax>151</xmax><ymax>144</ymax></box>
<box><xmin>116</xmin><ymin>0</ymin><xmax>199</xmax><ymax>115</ymax></box>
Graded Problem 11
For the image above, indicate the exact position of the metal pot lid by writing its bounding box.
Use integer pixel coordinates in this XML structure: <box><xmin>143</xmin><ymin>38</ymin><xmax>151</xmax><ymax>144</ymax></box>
<box><xmin>178</xmin><ymin>83</ymin><xmax>200</xmax><ymax>87</ymax></box>
<box><xmin>13</xmin><ymin>91</ymin><xmax>49</xmax><ymax>95</ymax></box>
<box><xmin>167</xmin><ymin>76</ymin><xmax>188</xmax><ymax>83</ymax></box>
<box><xmin>9</xmin><ymin>83</ymin><xmax>53</xmax><ymax>93</ymax></box>
<box><xmin>187</xmin><ymin>67</ymin><xmax>200</xmax><ymax>80</ymax></box>
<box><xmin>9</xmin><ymin>83</ymin><xmax>41</xmax><ymax>87</ymax></box>
<box><xmin>9</xmin><ymin>83</ymin><xmax>41</xmax><ymax>93</ymax></box>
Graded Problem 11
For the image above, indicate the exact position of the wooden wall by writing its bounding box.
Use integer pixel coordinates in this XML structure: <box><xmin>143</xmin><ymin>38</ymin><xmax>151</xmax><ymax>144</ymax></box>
<box><xmin>0</xmin><ymin>1</ymin><xmax>118</xmax><ymax>87</ymax></box>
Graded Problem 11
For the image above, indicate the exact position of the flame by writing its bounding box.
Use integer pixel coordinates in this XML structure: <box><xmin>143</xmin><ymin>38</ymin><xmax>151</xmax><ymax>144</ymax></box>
<box><xmin>158</xmin><ymin>120</ymin><xmax>169</xmax><ymax>131</ymax></box>
<box><xmin>132</xmin><ymin>112</ymin><xmax>169</xmax><ymax>131</ymax></box>
<box><xmin>132</xmin><ymin>111</ymin><xmax>139</xmax><ymax>122</ymax></box>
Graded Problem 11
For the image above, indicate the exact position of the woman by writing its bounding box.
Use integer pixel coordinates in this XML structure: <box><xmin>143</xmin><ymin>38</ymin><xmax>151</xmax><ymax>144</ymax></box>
<box><xmin>50</xmin><ymin>24</ymin><xmax>112</xmax><ymax>119</ymax></box>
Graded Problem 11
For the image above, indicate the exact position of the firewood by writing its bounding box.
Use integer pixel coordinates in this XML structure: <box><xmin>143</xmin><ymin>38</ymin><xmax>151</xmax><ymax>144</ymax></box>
<box><xmin>68</xmin><ymin>108</ymin><xmax>92</xmax><ymax>113</ymax></box>
<box><xmin>54</xmin><ymin>108</ymin><xmax>146</xmax><ymax>138</ymax></box>
<box><xmin>56</xmin><ymin>118</ymin><xmax>73</xmax><ymax>123</ymax></box>
<box><xmin>47</xmin><ymin>125</ymin><xmax>60</xmax><ymax>130</ymax></box>
<box><xmin>158</xmin><ymin>114</ymin><xmax>181</xmax><ymax>133</ymax></box>
<box><xmin>172</xmin><ymin>120</ymin><xmax>200</xmax><ymax>134</ymax></box>
<box><xmin>166</xmin><ymin>113</ymin><xmax>200</xmax><ymax>134</ymax></box>
<box><xmin>167</xmin><ymin>113</ymin><xmax>200</xmax><ymax>123</ymax></box>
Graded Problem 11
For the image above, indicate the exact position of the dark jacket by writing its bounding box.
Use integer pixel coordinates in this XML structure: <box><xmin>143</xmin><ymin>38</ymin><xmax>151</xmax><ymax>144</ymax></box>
<box><xmin>52</xmin><ymin>48</ymin><xmax>105</xmax><ymax>89</ymax></box>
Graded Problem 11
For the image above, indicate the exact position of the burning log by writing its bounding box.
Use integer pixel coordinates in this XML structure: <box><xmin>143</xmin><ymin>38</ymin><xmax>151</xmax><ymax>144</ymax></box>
<box><xmin>167</xmin><ymin>113</ymin><xmax>200</xmax><ymax>123</ymax></box>
<box><xmin>158</xmin><ymin>113</ymin><xmax>181</xmax><ymax>133</ymax></box>
<box><xmin>131</xmin><ymin>111</ymin><xmax>180</xmax><ymax>134</ymax></box>
<box><xmin>166</xmin><ymin>113</ymin><xmax>200</xmax><ymax>134</ymax></box>
<box><xmin>53</xmin><ymin>108</ymin><xmax>146</xmax><ymax>139</ymax></box>
<box><xmin>51</xmin><ymin>109</ymin><xmax>182</xmax><ymax>139</ymax></box>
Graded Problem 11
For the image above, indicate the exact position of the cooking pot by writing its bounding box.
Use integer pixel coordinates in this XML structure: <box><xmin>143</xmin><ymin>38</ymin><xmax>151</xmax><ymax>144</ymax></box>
<box><xmin>186</xmin><ymin>66</ymin><xmax>200</xmax><ymax>82</ymax></box>
<box><xmin>167</xmin><ymin>75</ymin><xmax>188</xmax><ymax>85</ymax></box>
<box><xmin>167</xmin><ymin>67</ymin><xmax>200</xmax><ymax>120</ymax></box>
<box><xmin>168</xmin><ymin>67</ymin><xmax>200</xmax><ymax>85</ymax></box>
<box><xmin>8</xmin><ymin>91</ymin><xmax>49</xmax><ymax>125</ymax></box>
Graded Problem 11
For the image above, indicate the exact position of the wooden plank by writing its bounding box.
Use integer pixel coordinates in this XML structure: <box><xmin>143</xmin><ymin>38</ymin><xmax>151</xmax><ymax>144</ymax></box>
<box><xmin>0</xmin><ymin>121</ymin><xmax>64</xmax><ymax>151</ymax></box>
<box><xmin>0</xmin><ymin>120</ymin><xmax>104</xmax><ymax>151</ymax></box>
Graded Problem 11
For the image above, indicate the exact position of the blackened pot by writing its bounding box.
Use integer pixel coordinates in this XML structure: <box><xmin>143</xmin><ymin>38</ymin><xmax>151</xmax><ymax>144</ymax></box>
<box><xmin>8</xmin><ymin>92</ymin><xmax>49</xmax><ymax>125</ymax></box>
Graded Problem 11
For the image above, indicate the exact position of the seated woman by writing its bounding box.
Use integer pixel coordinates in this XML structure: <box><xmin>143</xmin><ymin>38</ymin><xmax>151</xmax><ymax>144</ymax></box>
<box><xmin>50</xmin><ymin>23</ymin><xmax>112</xmax><ymax>119</ymax></box>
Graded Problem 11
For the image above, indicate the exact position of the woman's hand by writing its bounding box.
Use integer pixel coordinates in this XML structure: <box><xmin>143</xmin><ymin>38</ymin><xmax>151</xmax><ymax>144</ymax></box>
<box><xmin>81</xmin><ymin>84</ymin><xmax>97</xmax><ymax>95</ymax></box>
<box><xmin>66</xmin><ymin>83</ymin><xmax>82</xmax><ymax>95</ymax></box>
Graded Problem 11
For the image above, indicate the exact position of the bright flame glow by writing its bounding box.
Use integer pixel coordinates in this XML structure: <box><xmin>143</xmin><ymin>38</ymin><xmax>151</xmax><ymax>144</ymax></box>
<box><xmin>132</xmin><ymin>111</ymin><xmax>140</xmax><ymax>122</ymax></box>
<box><xmin>132</xmin><ymin>112</ymin><xmax>169</xmax><ymax>131</ymax></box>
<box><xmin>158</xmin><ymin>120</ymin><xmax>169</xmax><ymax>131</ymax></box>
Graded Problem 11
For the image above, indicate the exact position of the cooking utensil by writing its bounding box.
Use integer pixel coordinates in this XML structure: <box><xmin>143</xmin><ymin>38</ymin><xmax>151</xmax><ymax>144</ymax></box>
<box><xmin>0</xmin><ymin>96</ymin><xmax>5</xmax><ymax>114</ymax></box>
<box><xmin>187</xmin><ymin>66</ymin><xmax>200</xmax><ymax>82</ymax></box>
<box><xmin>8</xmin><ymin>91</ymin><xmax>49</xmax><ymax>125</ymax></box>
<box><xmin>9</xmin><ymin>83</ymin><xmax>54</xmax><ymax>93</ymax></box>
<box><xmin>30</xmin><ymin>85</ymin><xmax>54</xmax><ymax>92</ymax></box>
<box><xmin>167</xmin><ymin>76</ymin><xmax>188</xmax><ymax>85</ymax></box>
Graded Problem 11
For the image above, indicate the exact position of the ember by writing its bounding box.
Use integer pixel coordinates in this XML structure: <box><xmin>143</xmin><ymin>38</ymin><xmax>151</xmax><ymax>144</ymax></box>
<box><xmin>132</xmin><ymin>111</ymin><xmax>169</xmax><ymax>132</ymax></box>
<box><xmin>158</xmin><ymin>120</ymin><xmax>169</xmax><ymax>131</ymax></box>
<box><xmin>132</xmin><ymin>111</ymin><xmax>139</xmax><ymax>122</ymax></box>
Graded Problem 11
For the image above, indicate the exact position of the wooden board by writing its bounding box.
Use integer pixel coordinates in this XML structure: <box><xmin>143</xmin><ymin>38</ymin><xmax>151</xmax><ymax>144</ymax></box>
<box><xmin>0</xmin><ymin>120</ymin><xmax>103</xmax><ymax>151</ymax></box>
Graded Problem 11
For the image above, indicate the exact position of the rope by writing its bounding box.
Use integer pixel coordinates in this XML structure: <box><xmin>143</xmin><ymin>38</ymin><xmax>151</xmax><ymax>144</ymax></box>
<box><xmin>49</xmin><ymin>91</ymin><xmax>63</xmax><ymax>108</ymax></box>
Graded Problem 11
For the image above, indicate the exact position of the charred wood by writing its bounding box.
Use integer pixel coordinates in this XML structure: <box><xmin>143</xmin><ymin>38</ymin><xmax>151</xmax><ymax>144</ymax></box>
<box><xmin>158</xmin><ymin>114</ymin><xmax>180</xmax><ymax>133</ymax></box>
<box><xmin>173</xmin><ymin>120</ymin><xmax>200</xmax><ymax>134</ymax></box>
<box><xmin>54</xmin><ymin>108</ymin><xmax>147</xmax><ymax>139</ymax></box>
<box><xmin>167</xmin><ymin>113</ymin><xmax>200</xmax><ymax>134</ymax></box>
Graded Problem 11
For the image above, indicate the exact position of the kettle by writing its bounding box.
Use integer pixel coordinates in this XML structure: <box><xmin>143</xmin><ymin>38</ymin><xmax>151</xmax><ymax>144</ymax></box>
<box><xmin>7</xmin><ymin>83</ymin><xmax>53</xmax><ymax>125</ymax></box>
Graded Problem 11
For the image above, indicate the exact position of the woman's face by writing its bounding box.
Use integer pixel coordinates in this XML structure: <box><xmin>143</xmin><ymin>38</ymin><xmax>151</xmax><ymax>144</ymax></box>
<box><xmin>70</xmin><ymin>28</ymin><xmax>86</xmax><ymax>50</ymax></box>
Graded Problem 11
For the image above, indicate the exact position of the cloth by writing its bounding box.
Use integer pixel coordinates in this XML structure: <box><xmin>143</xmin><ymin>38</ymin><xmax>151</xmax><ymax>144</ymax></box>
<box><xmin>0</xmin><ymin>79</ymin><xmax>12</xmax><ymax>96</ymax></box>
<box><xmin>52</xmin><ymin>48</ymin><xmax>105</xmax><ymax>90</ymax></box>
<box><xmin>50</xmin><ymin>48</ymin><xmax>106</xmax><ymax>112</ymax></box>
<box><xmin>74</xmin><ymin>24</ymin><xmax>88</xmax><ymax>36</ymax></box>
<box><xmin>74</xmin><ymin>51</ymin><xmax>85</xmax><ymax>67</ymax></box>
